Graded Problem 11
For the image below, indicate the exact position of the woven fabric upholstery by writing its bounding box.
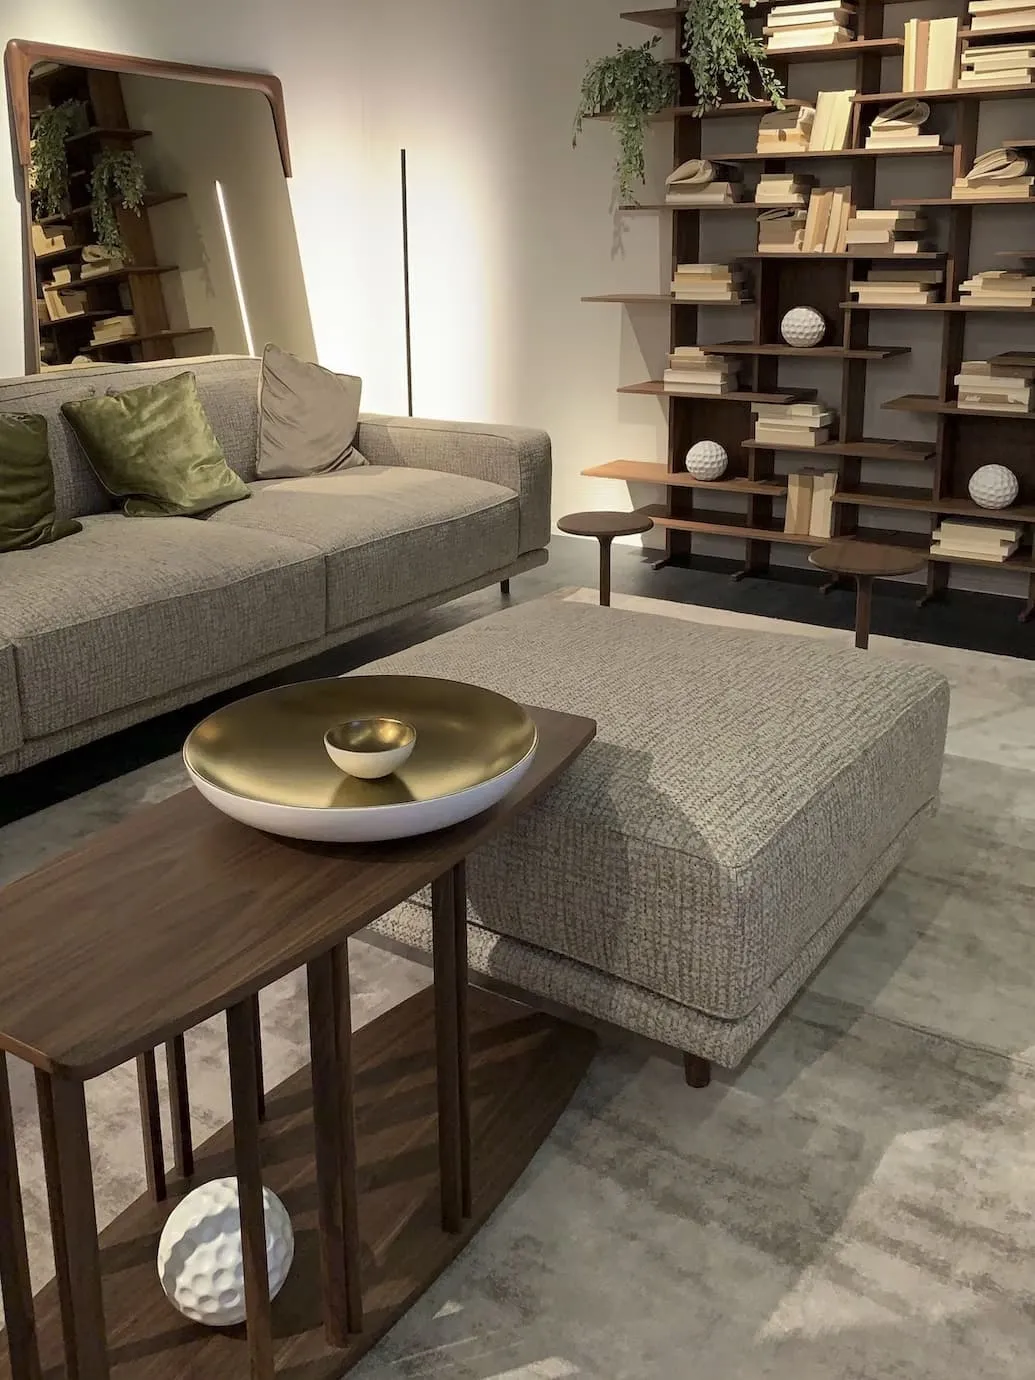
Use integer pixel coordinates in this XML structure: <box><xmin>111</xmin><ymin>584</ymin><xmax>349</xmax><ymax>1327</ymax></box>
<box><xmin>0</xmin><ymin>642</ymin><xmax>22</xmax><ymax>753</ymax></box>
<box><xmin>358</xmin><ymin>600</ymin><xmax>949</xmax><ymax>1024</ymax></box>
<box><xmin>207</xmin><ymin>468</ymin><xmax>519</xmax><ymax>630</ymax></box>
<box><xmin>0</xmin><ymin>513</ymin><xmax>324</xmax><ymax>737</ymax></box>
<box><xmin>372</xmin><ymin>802</ymin><xmax>931</xmax><ymax>1068</ymax></box>
<box><xmin>355</xmin><ymin>415</ymin><xmax>551</xmax><ymax>555</ymax></box>
<box><xmin>0</xmin><ymin>357</ymin><xmax>262</xmax><ymax>521</ymax></box>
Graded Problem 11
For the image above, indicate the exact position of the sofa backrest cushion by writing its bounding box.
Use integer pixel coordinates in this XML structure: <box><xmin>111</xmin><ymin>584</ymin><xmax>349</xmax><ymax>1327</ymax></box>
<box><xmin>0</xmin><ymin>355</ymin><xmax>262</xmax><ymax>521</ymax></box>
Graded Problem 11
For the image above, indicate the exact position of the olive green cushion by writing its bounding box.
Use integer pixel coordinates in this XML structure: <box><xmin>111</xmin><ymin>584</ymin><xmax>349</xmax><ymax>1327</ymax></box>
<box><xmin>0</xmin><ymin>413</ymin><xmax>81</xmax><ymax>551</ymax></box>
<box><xmin>61</xmin><ymin>371</ymin><xmax>250</xmax><ymax>517</ymax></box>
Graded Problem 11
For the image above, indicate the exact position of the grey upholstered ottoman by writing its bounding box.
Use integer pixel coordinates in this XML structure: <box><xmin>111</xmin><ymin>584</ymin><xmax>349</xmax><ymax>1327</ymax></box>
<box><xmin>366</xmin><ymin>599</ymin><xmax>949</xmax><ymax>1077</ymax></box>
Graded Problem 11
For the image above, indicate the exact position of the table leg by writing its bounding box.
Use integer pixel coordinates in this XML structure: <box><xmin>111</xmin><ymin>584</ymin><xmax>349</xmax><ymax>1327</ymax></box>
<box><xmin>165</xmin><ymin>1036</ymin><xmax>194</xmax><ymax>1180</ymax></box>
<box><xmin>226</xmin><ymin>1001</ymin><xmax>275</xmax><ymax>1380</ymax></box>
<box><xmin>597</xmin><ymin>536</ymin><xmax>615</xmax><ymax>608</ymax></box>
<box><xmin>136</xmin><ymin>1051</ymin><xmax>166</xmax><ymax>1202</ymax></box>
<box><xmin>35</xmin><ymin>1071</ymin><xmax>108</xmax><ymax>1380</ymax></box>
<box><xmin>432</xmin><ymin>861</ymin><xmax>471</xmax><ymax>1232</ymax></box>
<box><xmin>0</xmin><ymin>1055</ymin><xmax>40</xmax><ymax>1380</ymax></box>
<box><xmin>307</xmin><ymin>944</ymin><xmax>363</xmax><ymax>1344</ymax></box>
<box><xmin>854</xmin><ymin>574</ymin><xmax>874</xmax><ymax>650</ymax></box>
<box><xmin>248</xmin><ymin>993</ymin><xmax>266</xmax><ymax>1122</ymax></box>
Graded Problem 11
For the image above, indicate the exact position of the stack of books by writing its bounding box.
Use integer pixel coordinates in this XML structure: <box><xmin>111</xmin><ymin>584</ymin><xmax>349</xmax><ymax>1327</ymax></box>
<box><xmin>30</xmin><ymin>223</ymin><xmax>78</xmax><ymax>256</ymax></box>
<box><xmin>844</xmin><ymin>208</ymin><xmax>928</xmax><ymax>254</ymax></box>
<box><xmin>80</xmin><ymin>244</ymin><xmax>125</xmax><ymax>280</ymax></box>
<box><xmin>850</xmin><ymin>266</ymin><xmax>944</xmax><ymax>304</ymax></box>
<box><xmin>952</xmin><ymin>147</ymin><xmax>1034</xmax><ymax>199</ymax></box>
<box><xmin>960</xmin><ymin>42</ymin><xmax>1035</xmax><ymax>87</ymax></box>
<box><xmin>967</xmin><ymin>0</ymin><xmax>1035</xmax><ymax>34</ymax></box>
<box><xmin>665</xmin><ymin>159</ymin><xmax>742</xmax><ymax>206</ymax></box>
<box><xmin>932</xmin><ymin>520</ymin><xmax>1024</xmax><ymax>561</ymax></box>
<box><xmin>764</xmin><ymin>1</ymin><xmax>855</xmax><ymax>52</ymax></box>
<box><xmin>784</xmin><ymin>469</ymin><xmax>839</xmax><ymax>536</ymax></box>
<box><xmin>756</xmin><ymin>105</ymin><xmax>815</xmax><ymax>153</ymax></box>
<box><xmin>802</xmin><ymin>186</ymin><xmax>854</xmax><ymax>252</ymax></box>
<box><xmin>752</xmin><ymin>401</ymin><xmax>835</xmax><ymax>447</ymax></box>
<box><xmin>755</xmin><ymin>171</ymin><xmax>816</xmax><ymax>207</ymax></box>
<box><xmin>757</xmin><ymin>207</ymin><xmax>808</xmax><ymax>252</ymax></box>
<box><xmin>954</xmin><ymin>356</ymin><xmax>1035</xmax><ymax>410</ymax></box>
<box><xmin>903</xmin><ymin>17</ymin><xmax>960</xmax><ymax>91</ymax></box>
<box><xmin>663</xmin><ymin>348</ymin><xmax>740</xmax><ymax>396</ymax></box>
<box><xmin>958</xmin><ymin>270</ymin><xmax>1035</xmax><ymax>305</ymax></box>
<box><xmin>865</xmin><ymin>99</ymin><xmax>942</xmax><ymax>151</ymax></box>
<box><xmin>670</xmin><ymin>263</ymin><xmax>750</xmax><ymax>304</ymax></box>
<box><xmin>808</xmin><ymin>90</ymin><xmax>856</xmax><ymax>151</ymax></box>
<box><xmin>90</xmin><ymin>314</ymin><xmax>137</xmax><ymax>346</ymax></box>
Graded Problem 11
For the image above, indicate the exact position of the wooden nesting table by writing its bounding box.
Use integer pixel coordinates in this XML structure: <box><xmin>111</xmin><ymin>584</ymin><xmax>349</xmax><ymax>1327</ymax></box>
<box><xmin>0</xmin><ymin>704</ymin><xmax>596</xmax><ymax>1380</ymax></box>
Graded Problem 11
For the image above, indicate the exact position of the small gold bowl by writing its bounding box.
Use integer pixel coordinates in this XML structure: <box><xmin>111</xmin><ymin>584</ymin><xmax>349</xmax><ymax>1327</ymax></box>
<box><xmin>323</xmin><ymin>717</ymin><xmax>417</xmax><ymax>780</ymax></box>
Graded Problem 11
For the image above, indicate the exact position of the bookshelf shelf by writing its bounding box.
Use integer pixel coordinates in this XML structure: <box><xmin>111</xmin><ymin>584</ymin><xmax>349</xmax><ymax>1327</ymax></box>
<box><xmin>581</xmin><ymin>293</ymin><xmax>751</xmax><ymax>305</ymax></box>
<box><xmin>743</xmin><ymin>438</ymin><xmax>936</xmax><ymax>462</ymax></box>
<box><xmin>81</xmin><ymin>326</ymin><xmax>214</xmax><ymax>355</ymax></box>
<box><xmin>37</xmin><ymin>193</ymin><xmax>187</xmax><ymax>228</ymax></box>
<box><xmin>885</xmin><ymin>394</ymin><xmax>1035</xmax><ymax>420</ymax></box>
<box><xmin>583</xmin><ymin>461</ymin><xmax>786</xmax><ymax>494</ymax></box>
<box><xmin>618</xmin><ymin>381</ymin><xmax>815</xmax><ymax>403</ymax></box>
<box><xmin>43</xmin><ymin>265</ymin><xmax>179</xmax><ymax>290</ymax></box>
<box><xmin>64</xmin><ymin>126</ymin><xmax>151</xmax><ymax>146</ymax></box>
<box><xmin>701</xmin><ymin>341</ymin><xmax>909</xmax><ymax>360</ymax></box>
<box><xmin>583</xmin><ymin>0</ymin><xmax>1035</xmax><ymax>626</ymax></box>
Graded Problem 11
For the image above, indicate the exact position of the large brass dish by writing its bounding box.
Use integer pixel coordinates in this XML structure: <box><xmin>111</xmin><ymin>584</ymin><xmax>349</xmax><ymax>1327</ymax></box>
<box><xmin>183</xmin><ymin>676</ymin><xmax>538</xmax><ymax>842</ymax></box>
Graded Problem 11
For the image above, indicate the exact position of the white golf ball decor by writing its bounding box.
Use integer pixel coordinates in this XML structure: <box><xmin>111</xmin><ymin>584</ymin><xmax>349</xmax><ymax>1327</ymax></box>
<box><xmin>780</xmin><ymin>306</ymin><xmax>826</xmax><ymax>349</ymax></box>
<box><xmin>685</xmin><ymin>440</ymin><xmax>728</xmax><ymax>480</ymax></box>
<box><xmin>968</xmin><ymin>464</ymin><xmax>1019</xmax><ymax>510</ymax></box>
<box><xmin>157</xmin><ymin>1177</ymin><xmax>294</xmax><ymax>1326</ymax></box>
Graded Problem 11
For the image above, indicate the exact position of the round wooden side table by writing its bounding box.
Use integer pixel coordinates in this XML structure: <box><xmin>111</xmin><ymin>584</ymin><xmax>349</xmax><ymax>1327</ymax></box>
<box><xmin>558</xmin><ymin>510</ymin><xmax>653</xmax><ymax>607</ymax></box>
<box><xmin>809</xmin><ymin>539</ymin><xmax>926</xmax><ymax>649</ymax></box>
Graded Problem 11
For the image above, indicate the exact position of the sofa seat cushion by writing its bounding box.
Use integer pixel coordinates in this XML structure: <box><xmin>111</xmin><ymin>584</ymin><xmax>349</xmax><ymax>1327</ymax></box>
<box><xmin>0</xmin><ymin>514</ymin><xmax>325</xmax><ymax>738</ymax></box>
<box><xmin>206</xmin><ymin>468</ymin><xmax>519</xmax><ymax>630</ymax></box>
<box><xmin>358</xmin><ymin>600</ymin><xmax>949</xmax><ymax>1023</ymax></box>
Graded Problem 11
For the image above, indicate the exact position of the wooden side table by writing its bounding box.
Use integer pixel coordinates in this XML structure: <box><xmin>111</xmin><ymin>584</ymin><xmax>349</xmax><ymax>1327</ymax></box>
<box><xmin>557</xmin><ymin>510</ymin><xmax>653</xmax><ymax>607</ymax></box>
<box><xmin>809</xmin><ymin>540</ymin><xmax>926</xmax><ymax>649</ymax></box>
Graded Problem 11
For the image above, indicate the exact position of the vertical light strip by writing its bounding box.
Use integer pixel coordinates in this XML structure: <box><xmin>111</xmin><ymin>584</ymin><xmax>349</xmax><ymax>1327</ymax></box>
<box><xmin>214</xmin><ymin>179</ymin><xmax>256</xmax><ymax>356</ymax></box>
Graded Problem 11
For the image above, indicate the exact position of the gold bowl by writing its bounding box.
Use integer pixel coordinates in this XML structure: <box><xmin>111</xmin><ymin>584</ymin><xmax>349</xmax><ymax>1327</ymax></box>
<box><xmin>324</xmin><ymin>717</ymin><xmax>417</xmax><ymax>779</ymax></box>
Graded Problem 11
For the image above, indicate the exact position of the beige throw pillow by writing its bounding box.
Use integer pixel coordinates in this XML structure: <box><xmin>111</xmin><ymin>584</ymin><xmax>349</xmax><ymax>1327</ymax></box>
<box><xmin>256</xmin><ymin>343</ymin><xmax>366</xmax><ymax>479</ymax></box>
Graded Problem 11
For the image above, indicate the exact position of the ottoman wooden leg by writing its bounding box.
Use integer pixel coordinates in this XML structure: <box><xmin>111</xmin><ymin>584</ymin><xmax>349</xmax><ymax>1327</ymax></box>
<box><xmin>683</xmin><ymin>1053</ymin><xmax>711</xmax><ymax>1089</ymax></box>
<box><xmin>854</xmin><ymin>574</ymin><xmax>874</xmax><ymax>650</ymax></box>
<box><xmin>500</xmin><ymin>579</ymin><xmax>511</xmax><ymax>596</ymax></box>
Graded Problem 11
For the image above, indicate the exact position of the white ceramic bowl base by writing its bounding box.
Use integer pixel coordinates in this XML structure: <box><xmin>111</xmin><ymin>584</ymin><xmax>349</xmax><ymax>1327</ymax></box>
<box><xmin>185</xmin><ymin>741</ymin><xmax>538</xmax><ymax>842</ymax></box>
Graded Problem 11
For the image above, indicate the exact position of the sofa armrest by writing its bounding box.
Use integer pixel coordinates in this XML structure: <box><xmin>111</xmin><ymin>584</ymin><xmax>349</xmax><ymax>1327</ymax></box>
<box><xmin>355</xmin><ymin>414</ymin><xmax>551</xmax><ymax>556</ymax></box>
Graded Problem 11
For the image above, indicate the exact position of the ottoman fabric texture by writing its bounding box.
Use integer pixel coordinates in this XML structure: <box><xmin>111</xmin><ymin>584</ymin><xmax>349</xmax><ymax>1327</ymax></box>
<box><xmin>365</xmin><ymin>600</ymin><xmax>949</xmax><ymax>1060</ymax></box>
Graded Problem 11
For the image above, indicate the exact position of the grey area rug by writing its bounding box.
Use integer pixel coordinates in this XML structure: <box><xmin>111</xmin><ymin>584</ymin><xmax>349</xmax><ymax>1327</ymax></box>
<box><xmin>1</xmin><ymin>589</ymin><xmax>1033</xmax><ymax>1379</ymax></box>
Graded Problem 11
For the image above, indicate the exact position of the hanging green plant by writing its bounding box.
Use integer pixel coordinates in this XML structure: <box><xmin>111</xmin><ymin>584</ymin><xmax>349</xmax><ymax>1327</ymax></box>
<box><xmin>572</xmin><ymin>37</ymin><xmax>677</xmax><ymax>203</ymax></box>
<box><xmin>684</xmin><ymin>0</ymin><xmax>784</xmax><ymax>111</ymax></box>
<box><xmin>29</xmin><ymin>99</ymin><xmax>88</xmax><ymax>218</ymax></box>
<box><xmin>89</xmin><ymin>148</ymin><xmax>146</xmax><ymax>261</ymax></box>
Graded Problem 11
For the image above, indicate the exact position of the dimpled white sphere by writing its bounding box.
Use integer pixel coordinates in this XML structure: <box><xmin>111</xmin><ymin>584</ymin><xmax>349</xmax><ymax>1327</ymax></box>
<box><xmin>157</xmin><ymin>1177</ymin><xmax>294</xmax><ymax>1326</ymax></box>
<box><xmin>780</xmin><ymin>306</ymin><xmax>826</xmax><ymax>349</ymax></box>
<box><xmin>685</xmin><ymin>440</ymin><xmax>728</xmax><ymax>480</ymax></box>
<box><xmin>968</xmin><ymin>464</ymin><xmax>1019</xmax><ymax>510</ymax></box>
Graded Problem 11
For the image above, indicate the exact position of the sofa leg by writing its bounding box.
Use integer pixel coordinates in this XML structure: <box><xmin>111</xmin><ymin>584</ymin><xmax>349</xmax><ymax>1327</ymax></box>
<box><xmin>500</xmin><ymin>579</ymin><xmax>511</xmax><ymax>596</ymax></box>
<box><xmin>683</xmin><ymin>1053</ymin><xmax>711</xmax><ymax>1089</ymax></box>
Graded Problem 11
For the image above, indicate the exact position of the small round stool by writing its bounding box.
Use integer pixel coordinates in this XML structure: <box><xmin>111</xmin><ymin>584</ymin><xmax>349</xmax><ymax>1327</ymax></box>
<box><xmin>809</xmin><ymin>539</ymin><xmax>926</xmax><ymax>649</ymax></box>
<box><xmin>558</xmin><ymin>510</ymin><xmax>654</xmax><ymax>606</ymax></box>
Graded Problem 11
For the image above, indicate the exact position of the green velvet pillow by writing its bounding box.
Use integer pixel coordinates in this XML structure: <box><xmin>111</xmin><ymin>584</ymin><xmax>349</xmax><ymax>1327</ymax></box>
<box><xmin>0</xmin><ymin>413</ymin><xmax>81</xmax><ymax>552</ymax></box>
<box><xmin>61</xmin><ymin>371</ymin><xmax>250</xmax><ymax>517</ymax></box>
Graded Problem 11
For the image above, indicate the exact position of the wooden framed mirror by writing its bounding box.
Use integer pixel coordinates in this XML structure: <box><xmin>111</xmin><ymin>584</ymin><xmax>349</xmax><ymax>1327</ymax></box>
<box><xmin>5</xmin><ymin>41</ymin><xmax>315</xmax><ymax>374</ymax></box>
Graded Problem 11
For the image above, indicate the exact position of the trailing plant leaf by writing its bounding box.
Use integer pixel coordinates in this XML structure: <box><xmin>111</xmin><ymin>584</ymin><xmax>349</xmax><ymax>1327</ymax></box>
<box><xmin>683</xmin><ymin>0</ymin><xmax>784</xmax><ymax>111</ymax></box>
<box><xmin>90</xmin><ymin>148</ymin><xmax>146</xmax><ymax>261</ymax></box>
<box><xmin>29</xmin><ymin>99</ymin><xmax>88</xmax><ymax>219</ymax></box>
<box><xmin>573</xmin><ymin>37</ymin><xmax>677</xmax><ymax>202</ymax></box>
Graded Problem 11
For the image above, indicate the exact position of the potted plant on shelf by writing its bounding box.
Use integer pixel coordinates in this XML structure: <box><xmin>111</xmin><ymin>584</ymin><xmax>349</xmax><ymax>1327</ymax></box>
<box><xmin>29</xmin><ymin>98</ymin><xmax>88</xmax><ymax>218</ymax></box>
<box><xmin>573</xmin><ymin>0</ymin><xmax>784</xmax><ymax>202</ymax></box>
<box><xmin>89</xmin><ymin>147</ymin><xmax>147</xmax><ymax>261</ymax></box>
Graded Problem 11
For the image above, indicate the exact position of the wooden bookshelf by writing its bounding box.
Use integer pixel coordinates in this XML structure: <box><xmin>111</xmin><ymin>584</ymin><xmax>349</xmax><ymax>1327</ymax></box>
<box><xmin>583</xmin><ymin>0</ymin><xmax>1035</xmax><ymax>623</ymax></box>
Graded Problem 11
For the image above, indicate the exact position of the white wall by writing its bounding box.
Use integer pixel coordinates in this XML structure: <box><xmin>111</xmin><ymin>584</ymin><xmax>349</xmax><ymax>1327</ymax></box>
<box><xmin>2</xmin><ymin>0</ymin><xmax>1033</xmax><ymax>599</ymax></box>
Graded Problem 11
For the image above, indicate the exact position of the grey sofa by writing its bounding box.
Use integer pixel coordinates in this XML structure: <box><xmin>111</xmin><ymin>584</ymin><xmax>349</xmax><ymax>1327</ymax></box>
<box><xmin>0</xmin><ymin>356</ymin><xmax>551</xmax><ymax>776</ymax></box>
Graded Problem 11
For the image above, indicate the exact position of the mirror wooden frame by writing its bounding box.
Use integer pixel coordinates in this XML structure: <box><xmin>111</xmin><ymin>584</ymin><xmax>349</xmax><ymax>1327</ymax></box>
<box><xmin>4</xmin><ymin>39</ymin><xmax>292</xmax><ymax>373</ymax></box>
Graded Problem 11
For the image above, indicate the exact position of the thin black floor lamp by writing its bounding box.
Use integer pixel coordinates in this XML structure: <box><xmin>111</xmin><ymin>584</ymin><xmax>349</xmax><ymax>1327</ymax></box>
<box><xmin>401</xmin><ymin>148</ymin><xmax>414</xmax><ymax>417</ymax></box>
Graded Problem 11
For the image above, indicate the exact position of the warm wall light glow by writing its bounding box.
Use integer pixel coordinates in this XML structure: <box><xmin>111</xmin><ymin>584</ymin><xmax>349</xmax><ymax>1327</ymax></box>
<box><xmin>214</xmin><ymin>179</ymin><xmax>256</xmax><ymax>355</ymax></box>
